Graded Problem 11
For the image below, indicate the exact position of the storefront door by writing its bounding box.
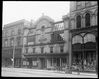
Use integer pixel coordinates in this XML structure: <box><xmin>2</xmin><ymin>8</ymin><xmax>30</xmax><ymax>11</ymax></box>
<box><xmin>40</xmin><ymin>58</ymin><xmax>45</xmax><ymax>69</ymax></box>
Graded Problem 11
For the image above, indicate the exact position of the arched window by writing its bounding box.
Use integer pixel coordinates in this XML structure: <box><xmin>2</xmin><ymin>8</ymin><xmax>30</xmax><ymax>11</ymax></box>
<box><xmin>41</xmin><ymin>25</ymin><xmax>45</xmax><ymax>31</ymax></box>
<box><xmin>72</xmin><ymin>35</ymin><xmax>82</xmax><ymax>44</ymax></box>
<box><xmin>84</xmin><ymin>34</ymin><xmax>95</xmax><ymax>43</ymax></box>
<box><xmin>76</xmin><ymin>15</ymin><xmax>81</xmax><ymax>28</ymax></box>
<box><xmin>85</xmin><ymin>13</ymin><xmax>90</xmax><ymax>27</ymax></box>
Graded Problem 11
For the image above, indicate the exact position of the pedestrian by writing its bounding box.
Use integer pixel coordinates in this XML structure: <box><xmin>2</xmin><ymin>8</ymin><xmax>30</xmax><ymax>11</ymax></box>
<box><xmin>65</xmin><ymin>65</ymin><xmax>69</xmax><ymax>73</ymax></box>
<box><xmin>77</xmin><ymin>64</ymin><xmax>80</xmax><ymax>75</ymax></box>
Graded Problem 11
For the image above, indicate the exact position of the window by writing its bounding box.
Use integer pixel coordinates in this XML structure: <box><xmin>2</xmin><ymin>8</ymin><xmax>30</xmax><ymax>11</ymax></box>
<box><xmin>27</xmin><ymin>36</ymin><xmax>35</xmax><ymax>42</ymax></box>
<box><xmin>17</xmin><ymin>37</ymin><xmax>21</xmax><ymax>46</ymax></box>
<box><xmin>57</xmin><ymin>23</ymin><xmax>64</xmax><ymax>30</ymax></box>
<box><xmin>26</xmin><ymin>48</ymin><xmax>28</xmax><ymax>53</ymax></box>
<box><xmin>41</xmin><ymin>47</ymin><xmax>44</xmax><ymax>54</ymax></box>
<box><xmin>60</xmin><ymin>45</ymin><xmax>64</xmax><ymax>53</ymax></box>
<box><xmin>5</xmin><ymin>31</ymin><xmax>8</xmax><ymax>37</ymax></box>
<box><xmin>28</xmin><ymin>29</ymin><xmax>34</xmax><ymax>35</ymax></box>
<box><xmin>18</xmin><ymin>29</ymin><xmax>21</xmax><ymax>35</ymax></box>
<box><xmin>50</xmin><ymin>46</ymin><xmax>53</xmax><ymax>53</ymax></box>
<box><xmin>57</xmin><ymin>34</ymin><xmax>60</xmax><ymax>41</ymax></box>
<box><xmin>57</xmin><ymin>34</ymin><xmax>63</xmax><ymax>42</ymax></box>
<box><xmin>10</xmin><ymin>38</ymin><xmax>14</xmax><ymax>46</ymax></box>
<box><xmin>76</xmin><ymin>1</ymin><xmax>82</xmax><ymax>10</ymax></box>
<box><xmin>33</xmin><ymin>48</ymin><xmax>35</xmax><ymax>53</ymax></box>
<box><xmin>76</xmin><ymin>15</ymin><xmax>81</xmax><ymax>28</ymax></box>
<box><xmin>11</xmin><ymin>30</ymin><xmax>14</xmax><ymax>36</ymax></box>
<box><xmin>5</xmin><ymin>39</ymin><xmax>8</xmax><ymax>47</ymax></box>
<box><xmin>41</xmin><ymin>25</ymin><xmax>45</xmax><ymax>32</ymax></box>
<box><xmin>85</xmin><ymin>13</ymin><xmax>90</xmax><ymax>27</ymax></box>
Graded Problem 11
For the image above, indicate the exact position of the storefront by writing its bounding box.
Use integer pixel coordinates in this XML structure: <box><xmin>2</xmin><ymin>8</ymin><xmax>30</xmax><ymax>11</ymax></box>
<box><xmin>71</xmin><ymin>26</ymin><xmax>97</xmax><ymax>72</ymax></box>
<box><xmin>14</xmin><ymin>48</ymin><xmax>22</xmax><ymax>68</ymax></box>
<box><xmin>24</xmin><ymin>53</ymin><xmax>68</xmax><ymax>70</ymax></box>
<box><xmin>72</xmin><ymin>43</ymin><xmax>96</xmax><ymax>72</ymax></box>
<box><xmin>2</xmin><ymin>48</ymin><xmax>13</xmax><ymax>67</ymax></box>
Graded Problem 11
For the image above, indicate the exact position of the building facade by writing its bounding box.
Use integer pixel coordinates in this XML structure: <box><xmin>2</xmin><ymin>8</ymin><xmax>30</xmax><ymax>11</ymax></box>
<box><xmin>22</xmin><ymin>15</ymin><xmax>70</xmax><ymax>70</ymax></box>
<box><xmin>66</xmin><ymin>1</ymin><xmax>98</xmax><ymax>72</ymax></box>
<box><xmin>2</xmin><ymin>19</ymin><xmax>29</xmax><ymax>67</ymax></box>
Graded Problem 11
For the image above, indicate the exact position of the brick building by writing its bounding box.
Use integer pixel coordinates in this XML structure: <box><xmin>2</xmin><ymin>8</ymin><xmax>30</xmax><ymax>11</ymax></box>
<box><xmin>2</xmin><ymin>19</ymin><xmax>29</xmax><ymax>67</ymax></box>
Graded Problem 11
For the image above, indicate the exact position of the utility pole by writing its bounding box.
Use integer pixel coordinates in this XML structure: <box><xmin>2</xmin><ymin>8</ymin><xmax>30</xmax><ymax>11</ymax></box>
<box><xmin>21</xmin><ymin>29</ymin><xmax>25</xmax><ymax>68</ymax></box>
<box><xmin>12</xmin><ymin>36</ymin><xmax>15</xmax><ymax>67</ymax></box>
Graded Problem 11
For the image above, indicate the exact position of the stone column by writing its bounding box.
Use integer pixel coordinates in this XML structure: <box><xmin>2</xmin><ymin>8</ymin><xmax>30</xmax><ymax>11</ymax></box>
<box><xmin>68</xmin><ymin>31</ymin><xmax>72</xmax><ymax>73</ymax></box>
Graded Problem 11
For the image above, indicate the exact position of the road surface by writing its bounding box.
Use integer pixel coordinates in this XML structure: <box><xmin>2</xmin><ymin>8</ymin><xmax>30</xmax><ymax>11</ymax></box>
<box><xmin>1</xmin><ymin>67</ymin><xmax>98</xmax><ymax>78</ymax></box>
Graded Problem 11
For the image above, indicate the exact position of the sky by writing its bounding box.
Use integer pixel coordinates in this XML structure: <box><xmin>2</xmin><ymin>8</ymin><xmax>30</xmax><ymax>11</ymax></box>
<box><xmin>3</xmin><ymin>1</ymin><xmax>70</xmax><ymax>26</ymax></box>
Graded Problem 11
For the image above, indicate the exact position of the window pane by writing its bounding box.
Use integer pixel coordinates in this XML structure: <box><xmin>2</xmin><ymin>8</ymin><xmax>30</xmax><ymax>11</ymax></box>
<box><xmin>85</xmin><ymin>13</ymin><xmax>90</xmax><ymax>27</ymax></box>
<box><xmin>76</xmin><ymin>15</ymin><xmax>81</xmax><ymax>28</ymax></box>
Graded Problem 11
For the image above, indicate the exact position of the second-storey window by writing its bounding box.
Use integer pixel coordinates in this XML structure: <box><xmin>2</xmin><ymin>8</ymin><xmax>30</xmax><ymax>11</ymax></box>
<box><xmin>50</xmin><ymin>46</ymin><xmax>53</xmax><ymax>53</ymax></box>
<box><xmin>17</xmin><ymin>37</ymin><xmax>21</xmax><ymax>46</ymax></box>
<box><xmin>85</xmin><ymin>13</ymin><xmax>90</xmax><ymax>27</ymax></box>
<box><xmin>11</xmin><ymin>30</ymin><xmax>14</xmax><ymax>36</ymax></box>
<box><xmin>5</xmin><ymin>39</ymin><xmax>8</xmax><ymax>47</ymax></box>
<box><xmin>41</xmin><ymin>47</ymin><xmax>44</xmax><ymax>54</ymax></box>
<box><xmin>27</xmin><ymin>36</ymin><xmax>35</xmax><ymax>42</ymax></box>
<box><xmin>33</xmin><ymin>48</ymin><xmax>35</xmax><ymax>53</ymax></box>
<box><xmin>76</xmin><ymin>15</ymin><xmax>81</xmax><ymax>29</ymax></box>
<box><xmin>18</xmin><ymin>29</ymin><xmax>21</xmax><ymax>35</ymax></box>
<box><xmin>76</xmin><ymin>1</ymin><xmax>82</xmax><ymax>10</ymax></box>
<box><xmin>10</xmin><ymin>38</ymin><xmax>14</xmax><ymax>46</ymax></box>
<box><xmin>60</xmin><ymin>45</ymin><xmax>64</xmax><ymax>53</ymax></box>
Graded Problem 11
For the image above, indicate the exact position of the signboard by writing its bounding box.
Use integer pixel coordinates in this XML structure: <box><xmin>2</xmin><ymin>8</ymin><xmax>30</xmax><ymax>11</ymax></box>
<box><xmin>32</xmin><ymin>61</ymin><xmax>37</xmax><ymax>66</ymax></box>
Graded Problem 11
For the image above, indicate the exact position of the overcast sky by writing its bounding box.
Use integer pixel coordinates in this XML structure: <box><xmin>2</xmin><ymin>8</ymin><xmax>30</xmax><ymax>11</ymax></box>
<box><xmin>3</xmin><ymin>1</ymin><xmax>70</xmax><ymax>26</ymax></box>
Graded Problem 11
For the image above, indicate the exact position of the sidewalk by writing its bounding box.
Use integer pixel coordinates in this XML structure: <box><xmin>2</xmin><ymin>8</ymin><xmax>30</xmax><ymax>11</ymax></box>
<box><xmin>2</xmin><ymin>67</ymin><xmax>98</xmax><ymax>78</ymax></box>
<box><xmin>2</xmin><ymin>67</ymin><xmax>97</xmax><ymax>77</ymax></box>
